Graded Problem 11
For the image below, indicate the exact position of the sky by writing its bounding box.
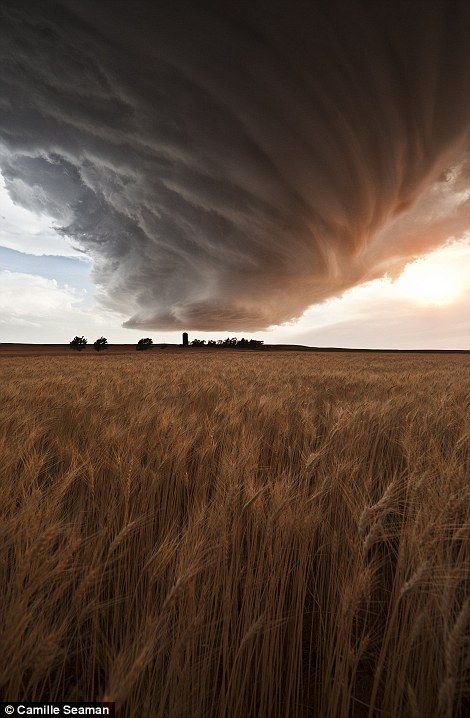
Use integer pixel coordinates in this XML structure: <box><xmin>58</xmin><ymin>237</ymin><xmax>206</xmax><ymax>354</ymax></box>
<box><xmin>0</xmin><ymin>1</ymin><xmax>469</xmax><ymax>348</ymax></box>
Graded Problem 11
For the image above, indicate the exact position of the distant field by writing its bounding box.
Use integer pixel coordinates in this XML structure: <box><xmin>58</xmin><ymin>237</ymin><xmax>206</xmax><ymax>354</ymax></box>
<box><xmin>0</xmin><ymin>348</ymin><xmax>469</xmax><ymax>716</ymax></box>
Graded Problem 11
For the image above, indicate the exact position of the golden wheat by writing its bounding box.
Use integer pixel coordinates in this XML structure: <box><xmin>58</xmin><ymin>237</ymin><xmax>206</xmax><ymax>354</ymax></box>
<box><xmin>0</xmin><ymin>347</ymin><xmax>469</xmax><ymax>717</ymax></box>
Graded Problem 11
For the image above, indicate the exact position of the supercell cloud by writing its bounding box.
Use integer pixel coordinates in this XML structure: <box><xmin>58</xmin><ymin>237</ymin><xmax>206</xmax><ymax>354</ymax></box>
<box><xmin>0</xmin><ymin>0</ymin><xmax>469</xmax><ymax>330</ymax></box>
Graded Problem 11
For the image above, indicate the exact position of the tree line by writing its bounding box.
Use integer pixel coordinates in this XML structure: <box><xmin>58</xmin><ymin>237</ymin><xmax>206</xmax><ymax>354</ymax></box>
<box><xmin>69</xmin><ymin>336</ymin><xmax>154</xmax><ymax>351</ymax></box>
<box><xmin>70</xmin><ymin>336</ymin><xmax>106</xmax><ymax>351</ymax></box>
<box><xmin>190</xmin><ymin>337</ymin><xmax>264</xmax><ymax>348</ymax></box>
<box><xmin>69</xmin><ymin>336</ymin><xmax>264</xmax><ymax>351</ymax></box>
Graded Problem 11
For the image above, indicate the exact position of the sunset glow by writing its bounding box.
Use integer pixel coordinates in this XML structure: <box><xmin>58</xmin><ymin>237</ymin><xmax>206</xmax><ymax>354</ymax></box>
<box><xmin>395</xmin><ymin>250</ymin><xmax>466</xmax><ymax>306</ymax></box>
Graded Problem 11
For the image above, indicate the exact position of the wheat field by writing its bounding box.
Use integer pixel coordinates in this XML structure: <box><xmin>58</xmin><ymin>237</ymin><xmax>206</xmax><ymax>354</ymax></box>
<box><xmin>0</xmin><ymin>347</ymin><xmax>469</xmax><ymax>717</ymax></box>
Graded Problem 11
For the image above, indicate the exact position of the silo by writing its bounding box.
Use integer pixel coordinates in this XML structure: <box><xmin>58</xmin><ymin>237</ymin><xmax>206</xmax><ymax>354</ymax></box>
<box><xmin>182</xmin><ymin>332</ymin><xmax>189</xmax><ymax>347</ymax></box>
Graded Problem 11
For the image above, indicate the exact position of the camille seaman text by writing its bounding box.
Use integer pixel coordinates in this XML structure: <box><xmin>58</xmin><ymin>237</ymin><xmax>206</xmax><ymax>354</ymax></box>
<box><xmin>0</xmin><ymin>705</ymin><xmax>114</xmax><ymax>716</ymax></box>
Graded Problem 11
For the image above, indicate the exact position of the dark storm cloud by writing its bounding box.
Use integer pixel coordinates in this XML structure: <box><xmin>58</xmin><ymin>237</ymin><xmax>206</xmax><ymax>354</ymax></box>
<box><xmin>0</xmin><ymin>0</ymin><xmax>469</xmax><ymax>330</ymax></box>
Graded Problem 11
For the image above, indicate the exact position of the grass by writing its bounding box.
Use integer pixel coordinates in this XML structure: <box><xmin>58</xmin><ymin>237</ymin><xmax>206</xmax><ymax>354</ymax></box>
<box><xmin>0</xmin><ymin>347</ymin><xmax>469</xmax><ymax>716</ymax></box>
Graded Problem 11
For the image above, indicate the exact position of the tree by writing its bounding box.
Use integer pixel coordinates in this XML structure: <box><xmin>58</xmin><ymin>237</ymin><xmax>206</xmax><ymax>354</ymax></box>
<box><xmin>207</xmin><ymin>340</ymin><xmax>217</xmax><ymax>347</ymax></box>
<box><xmin>191</xmin><ymin>338</ymin><xmax>206</xmax><ymax>346</ymax></box>
<box><xmin>70</xmin><ymin>336</ymin><xmax>87</xmax><ymax>351</ymax></box>
<box><xmin>93</xmin><ymin>337</ymin><xmax>108</xmax><ymax>352</ymax></box>
<box><xmin>136</xmin><ymin>337</ymin><xmax>153</xmax><ymax>351</ymax></box>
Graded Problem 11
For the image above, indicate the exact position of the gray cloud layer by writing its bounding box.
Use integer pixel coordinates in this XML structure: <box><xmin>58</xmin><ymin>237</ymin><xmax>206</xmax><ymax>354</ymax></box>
<box><xmin>1</xmin><ymin>1</ymin><xmax>469</xmax><ymax>330</ymax></box>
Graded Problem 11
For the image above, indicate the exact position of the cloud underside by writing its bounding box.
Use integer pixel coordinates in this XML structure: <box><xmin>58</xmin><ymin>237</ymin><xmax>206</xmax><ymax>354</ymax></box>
<box><xmin>0</xmin><ymin>1</ymin><xmax>469</xmax><ymax>330</ymax></box>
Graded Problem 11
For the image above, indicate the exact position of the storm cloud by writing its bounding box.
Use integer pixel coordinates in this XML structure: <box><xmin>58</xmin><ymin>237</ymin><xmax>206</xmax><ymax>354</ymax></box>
<box><xmin>0</xmin><ymin>0</ymin><xmax>469</xmax><ymax>330</ymax></box>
